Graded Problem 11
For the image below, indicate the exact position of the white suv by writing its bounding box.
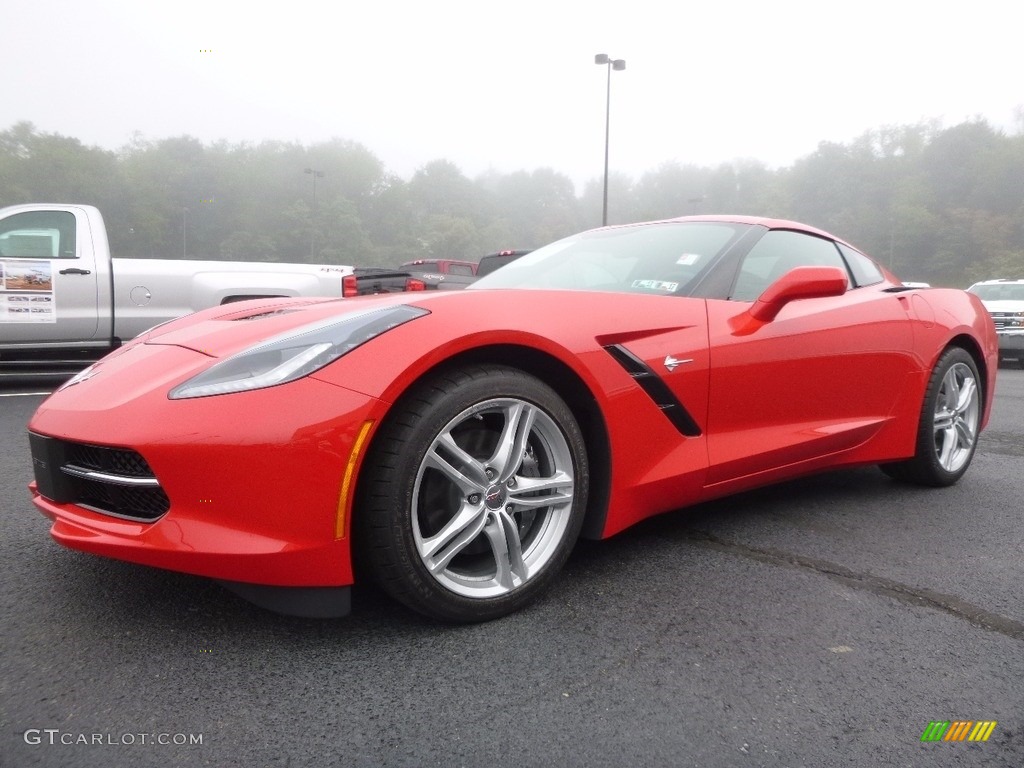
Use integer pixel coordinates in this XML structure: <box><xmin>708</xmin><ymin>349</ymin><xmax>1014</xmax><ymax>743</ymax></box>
<box><xmin>967</xmin><ymin>278</ymin><xmax>1024</xmax><ymax>367</ymax></box>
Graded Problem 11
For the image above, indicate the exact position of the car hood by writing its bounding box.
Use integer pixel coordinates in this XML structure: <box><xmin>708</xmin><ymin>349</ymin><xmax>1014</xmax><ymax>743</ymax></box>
<box><xmin>144</xmin><ymin>292</ymin><xmax>427</xmax><ymax>358</ymax></box>
<box><xmin>143</xmin><ymin>288</ymin><xmax>709</xmax><ymax>361</ymax></box>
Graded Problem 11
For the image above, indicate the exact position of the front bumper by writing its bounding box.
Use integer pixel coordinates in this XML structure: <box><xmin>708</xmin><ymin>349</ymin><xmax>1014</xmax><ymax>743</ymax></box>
<box><xmin>28</xmin><ymin>341</ymin><xmax>385</xmax><ymax>593</ymax></box>
<box><xmin>996</xmin><ymin>331</ymin><xmax>1024</xmax><ymax>357</ymax></box>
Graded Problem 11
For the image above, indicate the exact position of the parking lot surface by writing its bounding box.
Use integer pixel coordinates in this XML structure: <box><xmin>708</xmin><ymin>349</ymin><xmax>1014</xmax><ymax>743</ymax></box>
<box><xmin>2</xmin><ymin>371</ymin><xmax>1022</xmax><ymax>767</ymax></box>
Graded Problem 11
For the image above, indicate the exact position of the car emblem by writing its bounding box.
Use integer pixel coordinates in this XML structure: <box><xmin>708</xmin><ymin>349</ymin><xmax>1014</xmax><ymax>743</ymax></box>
<box><xmin>484</xmin><ymin>485</ymin><xmax>507</xmax><ymax>510</ymax></box>
<box><xmin>663</xmin><ymin>355</ymin><xmax>692</xmax><ymax>372</ymax></box>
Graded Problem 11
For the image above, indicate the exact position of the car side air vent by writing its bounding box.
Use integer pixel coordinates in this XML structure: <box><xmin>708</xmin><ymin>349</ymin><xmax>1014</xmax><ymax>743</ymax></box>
<box><xmin>603</xmin><ymin>344</ymin><xmax>702</xmax><ymax>437</ymax></box>
<box><xmin>234</xmin><ymin>309</ymin><xmax>299</xmax><ymax>321</ymax></box>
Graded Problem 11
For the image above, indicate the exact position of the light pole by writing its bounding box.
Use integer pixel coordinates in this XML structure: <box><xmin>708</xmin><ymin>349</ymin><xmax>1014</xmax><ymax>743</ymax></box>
<box><xmin>182</xmin><ymin>207</ymin><xmax>188</xmax><ymax>258</ymax></box>
<box><xmin>304</xmin><ymin>167</ymin><xmax>324</xmax><ymax>259</ymax></box>
<box><xmin>889</xmin><ymin>215</ymin><xmax>895</xmax><ymax>273</ymax></box>
<box><xmin>595</xmin><ymin>53</ymin><xmax>625</xmax><ymax>227</ymax></box>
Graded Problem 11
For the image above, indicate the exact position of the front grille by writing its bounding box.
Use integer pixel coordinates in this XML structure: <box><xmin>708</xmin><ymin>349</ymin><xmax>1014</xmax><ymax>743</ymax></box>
<box><xmin>990</xmin><ymin>313</ymin><xmax>1022</xmax><ymax>332</ymax></box>
<box><xmin>73</xmin><ymin>477</ymin><xmax>171</xmax><ymax>521</ymax></box>
<box><xmin>66</xmin><ymin>443</ymin><xmax>157</xmax><ymax>478</ymax></box>
<box><xmin>30</xmin><ymin>434</ymin><xmax>170</xmax><ymax>522</ymax></box>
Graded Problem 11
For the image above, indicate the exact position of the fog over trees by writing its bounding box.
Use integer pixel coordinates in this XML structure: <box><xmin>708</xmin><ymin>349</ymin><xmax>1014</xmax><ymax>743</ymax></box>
<box><xmin>1</xmin><ymin>119</ymin><xmax>1022</xmax><ymax>286</ymax></box>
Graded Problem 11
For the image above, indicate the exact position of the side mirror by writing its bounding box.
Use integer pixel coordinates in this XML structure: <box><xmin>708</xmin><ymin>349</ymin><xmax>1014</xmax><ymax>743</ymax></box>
<box><xmin>748</xmin><ymin>266</ymin><xmax>848</xmax><ymax>322</ymax></box>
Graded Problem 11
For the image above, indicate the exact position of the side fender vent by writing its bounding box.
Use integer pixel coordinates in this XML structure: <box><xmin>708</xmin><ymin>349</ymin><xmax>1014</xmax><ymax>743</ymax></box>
<box><xmin>603</xmin><ymin>344</ymin><xmax>702</xmax><ymax>437</ymax></box>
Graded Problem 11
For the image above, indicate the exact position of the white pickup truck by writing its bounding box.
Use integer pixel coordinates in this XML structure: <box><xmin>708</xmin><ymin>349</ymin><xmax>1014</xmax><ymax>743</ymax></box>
<box><xmin>0</xmin><ymin>204</ymin><xmax>356</xmax><ymax>378</ymax></box>
<box><xmin>967</xmin><ymin>278</ymin><xmax>1024</xmax><ymax>367</ymax></box>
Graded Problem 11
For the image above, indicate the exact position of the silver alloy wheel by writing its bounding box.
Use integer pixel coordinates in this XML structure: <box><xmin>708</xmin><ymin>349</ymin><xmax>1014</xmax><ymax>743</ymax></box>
<box><xmin>932</xmin><ymin>361</ymin><xmax>980</xmax><ymax>473</ymax></box>
<box><xmin>411</xmin><ymin>397</ymin><xmax>575</xmax><ymax>599</ymax></box>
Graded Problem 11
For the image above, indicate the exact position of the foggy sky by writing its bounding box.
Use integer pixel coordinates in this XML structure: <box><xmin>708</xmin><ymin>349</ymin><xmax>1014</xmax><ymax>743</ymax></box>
<box><xmin>4</xmin><ymin>0</ymin><xmax>1021</xmax><ymax>188</ymax></box>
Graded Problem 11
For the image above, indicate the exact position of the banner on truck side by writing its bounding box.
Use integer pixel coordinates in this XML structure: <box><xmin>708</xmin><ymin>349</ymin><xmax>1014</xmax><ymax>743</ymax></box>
<box><xmin>0</xmin><ymin>259</ymin><xmax>57</xmax><ymax>323</ymax></box>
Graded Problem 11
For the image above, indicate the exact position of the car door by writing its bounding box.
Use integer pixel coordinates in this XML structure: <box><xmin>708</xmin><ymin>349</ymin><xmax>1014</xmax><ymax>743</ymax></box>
<box><xmin>0</xmin><ymin>208</ymin><xmax>99</xmax><ymax>344</ymax></box>
<box><xmin>703</xmin><ymin>229</ymin><xmax>916</xmax><ymax>486</ymax></box>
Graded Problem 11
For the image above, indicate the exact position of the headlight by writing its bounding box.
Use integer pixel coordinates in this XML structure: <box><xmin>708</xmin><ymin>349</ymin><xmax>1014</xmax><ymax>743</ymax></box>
<box><xmin>168</xmin><ymin>305</ymin><xmax>428</xmax><ymax>399</ymax></box>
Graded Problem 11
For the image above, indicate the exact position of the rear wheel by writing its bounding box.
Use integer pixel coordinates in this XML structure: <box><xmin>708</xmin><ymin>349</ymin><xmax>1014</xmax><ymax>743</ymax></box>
<box><xmin>356</xmin><ymin>365</ymin><xmax>589</xmax><ymax>622</ymax></box>
<box><xmin>880</xmin><ymin>347</ymin><xmax>981</xmax><ymax>486</ymax></box>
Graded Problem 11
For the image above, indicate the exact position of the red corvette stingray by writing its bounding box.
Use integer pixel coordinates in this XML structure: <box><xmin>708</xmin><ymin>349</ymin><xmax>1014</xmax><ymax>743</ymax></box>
<box><xmin>27</xmin><ymin>216</ymin><xmax>998</xmax><ymax>622</ymax></box>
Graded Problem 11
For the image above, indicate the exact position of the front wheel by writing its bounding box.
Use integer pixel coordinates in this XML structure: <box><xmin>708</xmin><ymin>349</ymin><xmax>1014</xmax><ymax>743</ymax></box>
<box><xmin>356</xmin><ymin>365</ymin><xmax>589</xmax><ymax>622</ymax></box>
<box><xmin>880</xmin><ymin>347</ymin><xmax>982</xmax><ymax>486</ymax></box>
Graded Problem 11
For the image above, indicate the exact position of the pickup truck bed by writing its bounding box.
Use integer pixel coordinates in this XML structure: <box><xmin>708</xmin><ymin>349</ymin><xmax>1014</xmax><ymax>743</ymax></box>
<box><xmin>398</xmin><ymin>259</ymin><xmax>478</xmax><ymax>290</ymax></box>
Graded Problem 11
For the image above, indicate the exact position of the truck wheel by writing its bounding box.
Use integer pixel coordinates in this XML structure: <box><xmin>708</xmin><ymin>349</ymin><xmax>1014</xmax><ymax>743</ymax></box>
<box><xmin>356</xmin><ymin>365</ymin><xmax>589</xmax><ymax>622</ymax></box>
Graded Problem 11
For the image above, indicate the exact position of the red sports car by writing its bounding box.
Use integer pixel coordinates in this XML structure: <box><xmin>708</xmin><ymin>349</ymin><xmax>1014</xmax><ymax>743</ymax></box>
<box><xmin>27</xmin><ymin>216</ymin><xmax>998</xmax><ymax>622</ymax></box>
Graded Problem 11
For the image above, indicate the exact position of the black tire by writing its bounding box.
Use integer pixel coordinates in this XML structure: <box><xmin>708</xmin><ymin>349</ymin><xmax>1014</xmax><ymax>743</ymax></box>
<box><xmin>355</xmin><ymin>364</ymin><xmax>589</xmax><ymax>622</ymax></box>
<box><xmin>880</xmin><ymin>347</ymin><xmax>982</xmax><ymax>486</ymax></box>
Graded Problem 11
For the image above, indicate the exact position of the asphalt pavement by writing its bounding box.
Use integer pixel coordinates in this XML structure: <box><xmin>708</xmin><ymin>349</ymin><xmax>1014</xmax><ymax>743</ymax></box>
<box><xmin>2</xmin><ymin>370</ymin><xmax>1022</xmax><ymax>767</ymax></box>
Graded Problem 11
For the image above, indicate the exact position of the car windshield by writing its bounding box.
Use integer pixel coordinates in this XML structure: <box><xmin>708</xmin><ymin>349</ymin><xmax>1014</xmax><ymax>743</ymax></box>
<box><xmin>470</xmin><ymin>221</ymin><xmax>749</xmax><ymax>296</ymax></box>
<box><xmin>969</xmin><ymin>283</ymin><xmax>1024</xmax><ymax>301</ymax></box>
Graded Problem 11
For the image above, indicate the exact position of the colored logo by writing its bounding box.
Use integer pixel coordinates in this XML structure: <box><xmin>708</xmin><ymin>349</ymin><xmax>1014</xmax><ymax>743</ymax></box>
<box><xmin>920</xmin><ymin>721</ymin><xmax>997</xmax><ymax>742</ymax></box>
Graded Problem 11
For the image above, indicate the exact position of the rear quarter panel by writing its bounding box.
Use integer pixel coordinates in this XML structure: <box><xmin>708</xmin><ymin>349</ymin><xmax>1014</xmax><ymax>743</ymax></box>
<box><xmin>905</xmin><ymin>288</ymin><xmax>998</xmax><ymax>429</ymax></box>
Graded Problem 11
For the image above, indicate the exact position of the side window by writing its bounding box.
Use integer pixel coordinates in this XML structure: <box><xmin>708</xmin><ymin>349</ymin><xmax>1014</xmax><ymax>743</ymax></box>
<box><xmin>838</xmin><ymin>243</ymin><xmax>884</xmax><ymax>287</ymax></box>
<box><xmin>0</xmin><ymin>211</ymin><xmax>77</xmax><ymax>259</ymax></box>
<box><xmin>730</xmin><ymin>230</ymin><xmax>849</xmax><ymax>301</ymax></box>
<box><xmin>449</xmin><ymin>263</ymin><xmax>474</xmax><ymax>276</ymax></box>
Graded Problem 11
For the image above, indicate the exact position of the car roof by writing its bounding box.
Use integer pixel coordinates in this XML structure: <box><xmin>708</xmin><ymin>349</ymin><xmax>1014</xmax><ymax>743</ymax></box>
<box><xmin>608</xmin><ymin>214</ymin><xmax>858</xmax><ymax>250</ymax></box>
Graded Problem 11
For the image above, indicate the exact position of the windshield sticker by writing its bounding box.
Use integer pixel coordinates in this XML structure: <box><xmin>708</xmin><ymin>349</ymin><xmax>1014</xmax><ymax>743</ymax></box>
<box><xmin>632</xmin><ymin>279</ymin><xmax>679</xmax><ymax>292</ymax></box>
<box><xmin>676</xmin><ymin>253</ymin><xmax>701</xmax><ymax>266</ymax></box>
<box><xmin>0</xmin><ymin>259</ymin><xmax>57</xmax><ymax>322</ymax></box>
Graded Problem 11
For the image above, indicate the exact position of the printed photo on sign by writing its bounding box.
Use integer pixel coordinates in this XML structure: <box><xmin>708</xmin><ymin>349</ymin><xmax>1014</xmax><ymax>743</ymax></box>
<box><xmin>2</xmin><ymin>261</ymin><xmax>53</xmax><ymax>292</ymax></box>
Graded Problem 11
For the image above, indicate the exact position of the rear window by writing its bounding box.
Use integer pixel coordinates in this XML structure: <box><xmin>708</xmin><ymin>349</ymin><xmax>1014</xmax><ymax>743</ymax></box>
<box><xmin>476</xmin><ymin>251</ymin><xmax>532</xmax><ymax>277</ymax></box>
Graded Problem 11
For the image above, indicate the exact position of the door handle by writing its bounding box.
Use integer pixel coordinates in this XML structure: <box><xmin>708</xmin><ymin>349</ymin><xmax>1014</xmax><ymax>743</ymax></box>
<box><xmin>59</xmin><ymin>268</ymin><xmax>92</xmax><ymax>275</ymax></box>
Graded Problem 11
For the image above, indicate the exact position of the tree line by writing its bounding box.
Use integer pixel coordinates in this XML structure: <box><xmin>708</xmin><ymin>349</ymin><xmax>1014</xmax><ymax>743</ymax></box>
<box><xmin>1</xmin><ymin>118</ymin><xmax>1022</xmax><ymax>287</ymax></box>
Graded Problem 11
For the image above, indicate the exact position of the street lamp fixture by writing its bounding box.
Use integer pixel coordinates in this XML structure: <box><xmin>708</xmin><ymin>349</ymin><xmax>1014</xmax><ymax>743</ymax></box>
<box><xmin>595</xmin><ymin>53</ymin><xmax>625</xmax><ymax>227</ymax></box>
<box><xmin>304</xmin><ymin>167</ymin><xmax>324</xmax><ymax>259</ymax></box>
